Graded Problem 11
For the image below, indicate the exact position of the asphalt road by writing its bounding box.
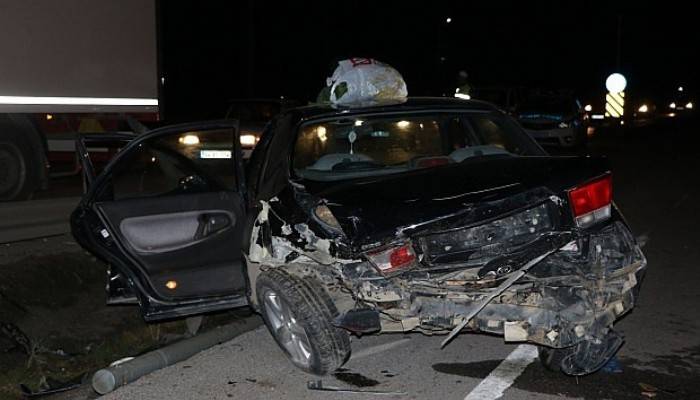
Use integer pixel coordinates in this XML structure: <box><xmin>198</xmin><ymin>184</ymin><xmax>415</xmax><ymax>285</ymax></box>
<box><xmin>89</xmin><ymin>117</ymin><xmax>700</xmax><ymax>400</ymax></box>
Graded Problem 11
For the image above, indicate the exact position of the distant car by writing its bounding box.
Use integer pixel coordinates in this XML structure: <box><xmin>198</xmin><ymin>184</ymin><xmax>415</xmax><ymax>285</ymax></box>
<box><xmin>225</xmin><ymin>98</ymin><xmax>300</xmax><ymax>157</ymax></box>
<box><xmin>470</xmin><ymin>86</ymin><xmax>523</xmax><ymax>114</ymax></box>
<box><xmin>631</xmin><ymin>97</ymin><xmax>658</xmax><ymax>126</ymax></box>
<box><xmin>72</xmin><ymin>98</ymin><xmax>646</xmax><ymax>377</ymax></box>
<box><xmin>666</xmin><ymin>92</ymin><xmax>694</xmax><ymax>117</ymax></box>
<box><xmin>517</xmin><ymin>94</ymin><xmax>587</xmax><ymax>148</ymax></box>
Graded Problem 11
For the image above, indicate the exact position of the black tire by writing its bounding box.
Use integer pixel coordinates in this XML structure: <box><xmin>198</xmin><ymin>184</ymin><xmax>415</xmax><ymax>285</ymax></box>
<box><xmin>0</xmin><ymin>124</ymin><xmax>40</xmax><ymax>201</ymax></box>
<box><xmin>538</xmin><ymin>330</ymin><xmax>623</xmax><ymax>375</ymax></box>
<box><xmin>537</xmin><ymin>345</ymin><xmax>567</xmax><ymax>372</ymax></box>
<box><xmin>256</xmin><ymin>268</ymin><xmax>350</xmax><ymax>375</ymax></box>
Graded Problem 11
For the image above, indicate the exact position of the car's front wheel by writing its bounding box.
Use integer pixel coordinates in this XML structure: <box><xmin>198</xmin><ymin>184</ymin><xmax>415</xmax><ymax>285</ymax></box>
<box><xmin>256</xmin><ymin>268</ymin><xmax>350</xmax><ymax>375</ymax></box>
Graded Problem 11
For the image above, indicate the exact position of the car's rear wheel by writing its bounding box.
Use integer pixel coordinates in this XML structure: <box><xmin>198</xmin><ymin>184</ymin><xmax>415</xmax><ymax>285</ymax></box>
<box><xmin>537</xmin><ymin>330</ymin><xmax>623</xmax><ymax>375</ymax></box>
<box><xmin>256</xmin><ymin>268</ymin><xmax>350</xmax><ymax>375</ymax></box>
<box><xmin>537</xmin><ymin>345</ymin><xmax>568</xmax><ymax>372</ymax></box>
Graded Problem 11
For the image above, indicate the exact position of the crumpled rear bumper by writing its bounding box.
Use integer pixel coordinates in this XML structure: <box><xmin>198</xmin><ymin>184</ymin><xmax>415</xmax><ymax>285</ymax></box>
<box><xmin>387</xmin><ymin>221</ymin><xmax>647</xmax><ymax>348</ymax></box>
<box><xmin>434</xmin><ymin>267</ymin><xmax>643</xmax><ymax>348</ymax></box>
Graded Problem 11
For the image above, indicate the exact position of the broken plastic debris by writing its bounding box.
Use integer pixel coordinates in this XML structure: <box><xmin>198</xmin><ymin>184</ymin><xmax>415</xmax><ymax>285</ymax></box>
<box><xmin>640</xmin><ymin>382</ymin><xmax>658</xmax><ymax>398</ymax></box>
<box><xmin>281</xmin><ymin>224</ymin><xmax>292</xmax><ymax>235</ymax></box>
<box><xmin>19</xmin><ymin>373</ymin><xmax>85</xmax><ymax>398</ymax></box>
<box><xmin>307</xmin><ymin>380</ymin><xmax>406</xmax><ymax>395</ymax></box>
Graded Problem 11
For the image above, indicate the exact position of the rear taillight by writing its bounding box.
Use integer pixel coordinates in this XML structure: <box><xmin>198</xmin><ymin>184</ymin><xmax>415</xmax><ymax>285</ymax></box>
<box><xmin>366</xmin><ymin>243</ymin><xmax>416</xmax><ymax>274</ymax></box>
<box><xmin>568</xmin><ymin>174</ymin><xmax>612</xmax><ymax>228</ymax></box>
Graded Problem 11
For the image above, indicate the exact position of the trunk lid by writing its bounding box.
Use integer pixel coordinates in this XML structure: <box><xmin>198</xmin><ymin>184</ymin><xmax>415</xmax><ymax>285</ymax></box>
<box><xmin>302</xmin><ymin>155</ymin><xmax>610</xmax><ymax>249</ymax></box>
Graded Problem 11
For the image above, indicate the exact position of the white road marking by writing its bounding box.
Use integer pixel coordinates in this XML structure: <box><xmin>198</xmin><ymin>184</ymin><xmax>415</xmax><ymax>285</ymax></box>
<box><xmin>464</xmin><ymin>344</ymin><xmax>538</xmax><ymax>400</ymax></box>
<box><xmin>350</xmin><ymin>338</ymin><xmax>412</xmax><ymax>360</ymax></box>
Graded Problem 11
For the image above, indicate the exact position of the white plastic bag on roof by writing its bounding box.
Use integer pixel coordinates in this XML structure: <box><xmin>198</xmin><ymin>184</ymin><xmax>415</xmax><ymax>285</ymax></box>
<box><xmin>326</xmin><ymin>58</ymin><xmax>407</xmax><ymax>105</ymax></box>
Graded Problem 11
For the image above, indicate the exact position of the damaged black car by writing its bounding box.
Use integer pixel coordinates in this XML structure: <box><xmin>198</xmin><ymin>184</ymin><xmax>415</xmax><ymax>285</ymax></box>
<box><xmin>71</xmin><ymin>98</ymin><xmax>646</xmax><ymax>377</ymax></box>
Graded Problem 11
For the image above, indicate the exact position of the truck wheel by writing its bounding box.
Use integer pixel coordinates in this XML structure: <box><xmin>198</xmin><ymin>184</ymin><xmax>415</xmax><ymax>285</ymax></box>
<box><xmin>256</xmin><ymin>268</ymin><xmax>350</xmax><ymax>375</ymax></box>
<box><xmin>0</xmin><ymin>128</ymin><xmax>39</xmax><ymax>201</ymax></box>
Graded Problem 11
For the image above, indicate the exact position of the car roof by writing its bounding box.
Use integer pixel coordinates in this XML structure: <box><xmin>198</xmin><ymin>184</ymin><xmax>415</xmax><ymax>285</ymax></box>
<box><xmin>288</xmin><ymin>97</ymin><xmax>498</xmax><ymax>121</ymax></box>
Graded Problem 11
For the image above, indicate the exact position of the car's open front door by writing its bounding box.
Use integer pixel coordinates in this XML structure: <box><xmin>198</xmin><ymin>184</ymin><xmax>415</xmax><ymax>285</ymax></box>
<box><xmin>71</xmin><ymin>120</ymin><xmax>249</xmax><ymax>321</ymax></box>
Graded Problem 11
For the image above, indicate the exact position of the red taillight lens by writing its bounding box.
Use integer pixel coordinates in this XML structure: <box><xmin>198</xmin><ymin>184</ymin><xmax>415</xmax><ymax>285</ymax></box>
<box><xmin>568</xmin><ymin>174</ymin><xmax>612</xmax><ymax>227</ymax></box>
<box><xmin>569</xmin><ymin>175</ymin><xmax>612</xmax><ymax>216</ymax></box>
<box><xmin>389</xmin><ymin>246</ymin><xmax>415</xmax><ymax>268</ymax></box>
<box><xmin>366</xmin><ymin>243</ymin><xmax>416</xmax><ymax>274</ymax></box>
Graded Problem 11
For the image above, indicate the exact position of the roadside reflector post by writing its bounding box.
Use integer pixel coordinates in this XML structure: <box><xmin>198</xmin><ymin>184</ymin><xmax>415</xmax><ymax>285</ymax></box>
<box><xmin>605</xmin><ymin>91</ymin><xmax>625</xmax><ymax>118</ymax></box>
<box><xmin>605</xmin><ymin>73</ymin><xmax>627</xmax><ymax>120</ymax></box>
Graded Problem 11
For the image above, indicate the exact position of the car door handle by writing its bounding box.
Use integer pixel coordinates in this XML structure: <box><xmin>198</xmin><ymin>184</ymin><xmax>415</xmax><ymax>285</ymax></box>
<box><xmin>194</xmin><ymin>213</ymin><xmax>231</xmax><ymax>240</ymax></box>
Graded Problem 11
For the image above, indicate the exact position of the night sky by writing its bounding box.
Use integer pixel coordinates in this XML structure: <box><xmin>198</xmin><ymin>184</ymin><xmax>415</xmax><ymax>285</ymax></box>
<box><xmin>159</xmin><ymin>1</ymin><xmax>698</xmax><ymax>121</ymax></box>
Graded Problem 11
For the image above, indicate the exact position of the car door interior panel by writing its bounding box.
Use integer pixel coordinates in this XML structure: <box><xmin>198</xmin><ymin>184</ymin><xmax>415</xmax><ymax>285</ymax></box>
<box><xmin>119</xmin><ymin>210</ymin><xmax>234</xmax><ymax>254</ymax></box>
<box><xmin>97</xmin><ymin>191</ymin><xmax>246</xmax><ymax>300</ymax></box>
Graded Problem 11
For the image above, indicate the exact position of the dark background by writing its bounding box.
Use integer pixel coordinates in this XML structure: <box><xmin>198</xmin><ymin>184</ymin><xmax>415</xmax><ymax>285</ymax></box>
<box><xmin>158</xmin><ymin>1</ymin><xmax>698</xmax><ymax>120</ymax></box>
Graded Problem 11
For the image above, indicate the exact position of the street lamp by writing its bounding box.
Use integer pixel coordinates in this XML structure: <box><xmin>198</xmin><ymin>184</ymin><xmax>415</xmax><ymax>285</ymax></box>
<box><xmin>606</xmin><ymin>73</ymin><xmax>627</xmax><ymax>94</ymax></box>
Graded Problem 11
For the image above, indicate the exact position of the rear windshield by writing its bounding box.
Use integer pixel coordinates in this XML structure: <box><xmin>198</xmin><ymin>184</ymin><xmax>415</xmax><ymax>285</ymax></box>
<box><xmin>293</xmin><ymin>111</ymin><xmax>543</xmax><ymax>182</ymax></box>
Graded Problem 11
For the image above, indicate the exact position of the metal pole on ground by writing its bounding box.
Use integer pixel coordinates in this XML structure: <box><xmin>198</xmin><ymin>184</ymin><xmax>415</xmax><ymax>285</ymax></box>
<box><xmin>92</xmin><ymin>316</ymin><xmax>261</xmax><ymax>395</ymax></box>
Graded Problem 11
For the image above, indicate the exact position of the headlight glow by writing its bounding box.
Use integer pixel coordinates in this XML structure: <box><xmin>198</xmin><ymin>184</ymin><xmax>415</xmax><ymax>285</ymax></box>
<box><xmin>670</xmin><ymin>102</ymin><xmax>676</xmax><ymax>109</ymax></box>
<box><xmin>178</xmin><ymin>134</ymin><xmax>200</xmax><ymax>146</ymax></box>
<box><xmin>686</xmin><ymin>102</ymin><xmax>693</xmax><ymax>109</ymax></box>
<box><xmin>315</xmin><ymin>126</ymin><xmax>327</xmax><ymax>142</ymax></box>
<box><xmin>584</xmin><ymin>104</ymin><xmax>592</xmax><ymax>112</ymax></box>
<box><xmin>638</xmin><ymin>104</ymin><xmax>648</xmax><ymax>113</ymax></box>
<box><xmin>240</xmin><ymin>134</ymin><xmax>258</xmax><ymax>146</ymax></box>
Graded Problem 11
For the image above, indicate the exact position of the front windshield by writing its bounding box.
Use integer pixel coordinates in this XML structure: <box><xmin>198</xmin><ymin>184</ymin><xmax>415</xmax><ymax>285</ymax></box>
<box><xmin>293</xmin><ymin>111</ymin><xmax>542</xmax><ymax>181</ymax></box>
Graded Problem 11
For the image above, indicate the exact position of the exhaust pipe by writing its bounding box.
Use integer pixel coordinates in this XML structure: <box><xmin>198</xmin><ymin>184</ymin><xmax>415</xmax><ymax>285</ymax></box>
<box><xmin>92</xmin><ymin>317</ymin><xmax>261</xmax><ymax>394</ymax></box>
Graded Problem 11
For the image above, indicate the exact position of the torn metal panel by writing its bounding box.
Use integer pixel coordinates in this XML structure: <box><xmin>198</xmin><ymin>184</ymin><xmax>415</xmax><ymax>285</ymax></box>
<box><xmin>440</xmin><ymin>238</ymin><xmax>563</xmax><ymax>348</ymax></box>
<box><xmin>247</xmin><ymin>200</ymin><xmax>271</xmax><ymax>263</ymax></box>
<box><xmin>249</xmin><ymin>202</ymin><xmax>329</xmax><ymax>265</ymax></box>
<box><xmin>345</xmin><ymin>222</ymin><xmax>645</xmax><ymax>351</ymax></box>
<box><xmin>247</xmin><ymin>170</ymin><xmax>645</xmax><ymax>375</ymax></box>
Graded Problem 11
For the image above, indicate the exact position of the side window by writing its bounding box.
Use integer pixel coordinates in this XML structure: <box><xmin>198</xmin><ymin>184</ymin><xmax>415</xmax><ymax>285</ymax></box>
<box><xmin>464</xmin><ymin>113</ymin><xmax>539</xmax><ymax>156</ymax></box>
<box><xmin>101</xmin><ymin>128</ymin><xmax>237</xmax><ymax>201</ymax></box>
<box><xmin>471</xmin><ymin>116</ymin><xmax>510</xmax><ymax>147</ymax></box>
